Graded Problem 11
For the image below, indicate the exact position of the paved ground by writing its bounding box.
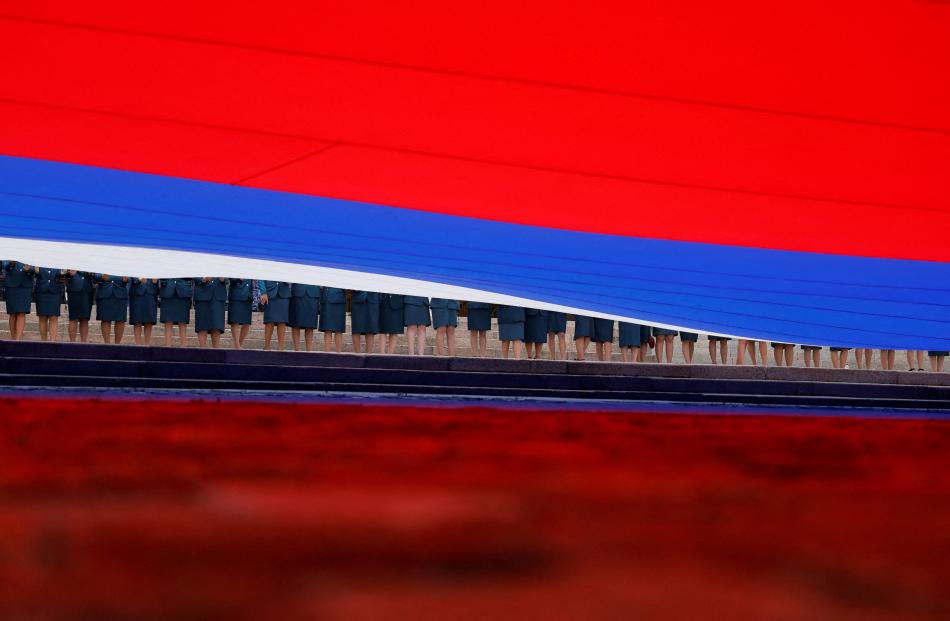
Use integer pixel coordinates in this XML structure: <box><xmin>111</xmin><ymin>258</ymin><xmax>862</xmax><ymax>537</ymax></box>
<box><xmin>2</xmin><ymin>397</ymin><xmax>948</xmax><ymax>620</ymax></box>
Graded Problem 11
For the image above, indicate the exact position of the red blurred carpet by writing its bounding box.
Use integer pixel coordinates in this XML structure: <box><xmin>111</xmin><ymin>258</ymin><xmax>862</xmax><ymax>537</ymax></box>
<box><xmin>2</xmin><ymin>397</ymin><xmax>949</xmax><ymax>620</ymax></box>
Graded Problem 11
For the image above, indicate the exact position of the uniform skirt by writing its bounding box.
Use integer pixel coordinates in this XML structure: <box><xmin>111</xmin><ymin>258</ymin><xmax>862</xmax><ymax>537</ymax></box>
<box><xmin>546</xmin><ymin>311</ymin><xmax>567</xmax><ymax>334</ymax></box>
<box><xmin>227</xmin><ymin>299</ymin><xmax>252</xmax><ymax>325</ymax></box>
<box><xmin>195</xmin><ymin>299</ymin><xmax>226</xmax><ymax>332</ymax></box>
<box><xmin>4</xmin><ymin>283</ymin><xmax>33</xmax><ymax>314</ymax></box>
<box><xmin>262</xmin><ymin>297</ymin><xmax>289</xmax><ymax>325</ymax></box>
<box><xmin>928</xmin><ymin>351</ymin><xmax>949</xmax><ymax>357</ymax></box>
<box><xmin>801</xmin><ymin>345</ymin><xmax>822</xmax><ymax>351</ymax></box>
<box><xmin>161</xmin><ymin>296</ymin><xmax>191</xmax><ymax>325</ymax></box>
<box><xmin>573</xmin><ymin>315</ymin><xmax>594</xmax><ymax>339</ymax></box>
<box><xmin>829</xmin><ymin>347</ymin><xmax>850</xmax><ymax>352</ymax></box>
<box><xmin>379</xmin><ymin>297</ymin><xmax>404</xmax><ymax>334</ymax></box>
<box><xmin>640</xmin><ymin>325</ymin><xmax>653</xmax><ymax>343</ymax></box>
<box><xmin>592</xmin><ymin>318</ymin><xmax>615</xmax><ymax>343</ymax></box>
<box><xmin>467</xmin><ymin>306</ymin><xmax>492</xmax><ymax>331</ymax></box>
<box><xmin>67</xmin><ymin>290</ymin><xmax>93</xmax><ymax>321</ymax></box>
<box><xmin>432</xmin><ymin>306</ymin><xmax>458</xmax><ymax>329</ymax></box>
<box><xmin>96</xmin><ymin>296</ymin><xmax>128</xmax><ymax>322</ymax></box>
<box><xmin>498</xmin><ymin>320</ymin><xmax>525</xmax><ymax>342</ymax></box>
<box><xmin>619</xmin><ymin>322</ymin><xmax>642</xmax><ymax>348</ymax></box>
<box><xmin>129</xmin><ymin>294</ymin><xmax>158</xmax><ymax>325</ymax></box>
<box><xmin>770</xmin><ymin>342</ymin><xmax>794</xmax><ymax>348</ymax></box>
<box><xmin>403</xmin><ymin>304</ymin><xmax>431</xmax><ymax>327</ymax></box>
<box><xmin>290</xmin><ymin>296</ymin><xmax>319</xmax><ymax>329</ymax></box>
<box><xmin>653</xmin><ymin>326</ymin><xmax>677</xmax><ymax>337</ymax></box>
<box><xmin>351</xmin><ymin>300</ymin><xmax>380</xmax><ymax>334</ymax></box>
<box><xmin>679</xmin><ymin>331</ymin><xmax>699</xmax><ymax>342</ymax></box>
<box><xmin>708</xmin><ymin>335</ymin><xmax>730</xmax><ymax>342</ymax></box>
<box><xmin>35</xmin><ymin>291</ymin><xmax>63</xmax><ymax>317</ymax></box>
<box><xmin>524</xmin><ymin>313</ymin><xmax>548</xmax><ymax>344</ymax></box>
<box><xmin>320</xmin><ymin>302</ymin><xmax>346</xmax><ymax>332</ymax></box>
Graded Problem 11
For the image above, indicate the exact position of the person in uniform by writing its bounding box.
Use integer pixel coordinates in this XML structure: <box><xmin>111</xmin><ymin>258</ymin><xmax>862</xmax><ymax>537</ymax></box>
<box><xmin>257</xmin><ymin>280</ymin><xmax>291</xmax><ymax>350</ymax></box>
<box><xmin>653</xmin><ymin>326</ymin><xmax>677</xmax><ymax>364</ymax></box>
<box><xmin>618</xmin><ymin>321</ymin><xmax>642</xmax><ymax>362</ymax></box>
<box><xmin>679</xmin><ymin>331</ymin><xmax>698</xmax><ymax>364</ymax></box>
<box><xmin>349</xmin><ymin>290</ymin><xmax>381</xmax><ymax>354</ymax></box>
<box><xmin>94</xmin><ymin>273</ymin><xmax>129</xmax><ymax>344</ymax></box>
<box><xmin>770</xmin><ymin>342</ymin><xmax>795</xmax><ymax>367</ymax></box>
<box><xmin>573</xmin><ymin>314</ymin><xmax>593</xmax><ymax>361</ymax></box>
<box><xmin>2</xmin><ymin>261</ymin><xmax>35</xmax><ymax>341</ymax></box>
<box><xmin>160</xmin><ymin>278</ymin><xmax>194</xmax><ymax>347</ymax></box>
<box><xmin>227</xmin><ymin>278</ymin><xmax>254</xmax><ymax>349</ymax></box>
<box><xmin>65</xmin><ymin>269</ymin><xmax>94</xmax><ymax>342</ymax></box>
<box><xmin>465</xmin><ymin>301</ymin><xmax>492</xmax><ymax>357</ymax></box>
<box><xmin>829</xmin><ymin>347</ymin><xmax>850</xmax><ymax>369</ymax></box>
<box><xmin>801</xmin><ymin>345</ymin><xmax>822</xmax><ymax>368</ymax></box>
<box><xmin>320</xmin><ymin>287</ymin><xmax>347</xmax><ymax>353</ymax></box>
<box><xmin>928</xmin><ymin>349</ymin><xmax>948</xmax><ymax>373</ymax></box>
<box><xmin>906</xmin><ymin>350</ymin><xmax>925</xmax><ymax>372</ymax></box>
<box><xmin>546</xmin><ymin>311</ymin><xmax>568</xmax><ymax>360</ymax></box>
<box><xmin>379</xmin><ymin>293</ymin><xmax>405</xmax><ymax>354</ymax></box>
<box><xmin>194</xmin><ymin>277</ymin><xmax>228</xmax><ymax>348</ymax></box>
<box><xmin>708</xmin><ymin>336</ymin><xmax>730</xmax><ymax>365</ymax></box>
<box><xmin>524</xmin><ymin>308</ymin><xmax>548</xmax><ymax>359</ymax></box>
<box><xmin>879</xmin><ymin>349</ymin><xmax>896</xmax><ymax>371</ymax></box>
<box><xmin>403</xmin><ymin>295</ymin><xmax>431</xmax><ymax>356</ymax></box>
<box><xmin>129</xmin><ymin>277</ymin><xmax>159</xmax><ymax>346</ymax></box>
<box><xmin>592</xmin><ymin>317</ymin><xmax>615</xmax><ymax>361</ymax></box>
<box><xmin>289</xmin><ymin>282</ymin><xmax>320</xmax><ymax>352</ymax></box>
<box><xmin>34</xmin><ymin>267</ymin><xmax>65</xmax><ymax>342</ymax></box>
<box><xmin>430</xmin><ymin>298</ymin><xmax>459</xmax><ymax>356</ymax></box>
<box><xmin>498</xmin><ymin>305</ymin><xmax>525</xmax><ymax>359</ymax></box>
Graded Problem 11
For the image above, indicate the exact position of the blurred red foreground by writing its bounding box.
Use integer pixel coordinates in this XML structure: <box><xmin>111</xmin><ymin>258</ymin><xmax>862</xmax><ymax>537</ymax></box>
<box><xmin>2</xmin><ymin>397</ymin><xmax>949</xmax><ymax>620</ymax></box>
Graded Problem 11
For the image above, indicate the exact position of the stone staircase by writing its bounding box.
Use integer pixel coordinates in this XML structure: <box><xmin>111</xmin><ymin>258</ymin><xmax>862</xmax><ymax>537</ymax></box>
<box><xmin>0</xmin><ymin>304</ymin><xmax>920</xmax><ymax>369</ymax></box>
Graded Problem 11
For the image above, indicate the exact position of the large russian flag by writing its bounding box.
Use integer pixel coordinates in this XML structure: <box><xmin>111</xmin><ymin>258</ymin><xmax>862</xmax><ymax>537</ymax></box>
<box><xmin>2</xmin><ymin>1</ymin><xmax>949</xmax><ymax>349</ymax></box>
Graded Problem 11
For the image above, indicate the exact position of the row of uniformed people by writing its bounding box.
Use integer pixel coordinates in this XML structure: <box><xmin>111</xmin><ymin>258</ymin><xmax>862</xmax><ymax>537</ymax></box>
<box><xmin>4</xmin><ymin>263</ymin><xmax>949</xmax><ymax>366</ymax></box>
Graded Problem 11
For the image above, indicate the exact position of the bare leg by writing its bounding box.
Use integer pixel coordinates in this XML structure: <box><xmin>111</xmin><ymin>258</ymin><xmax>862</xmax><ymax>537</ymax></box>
<box><xmin>210</xmin><ymin>331</ymin><xmax>221</xmax><ymax>348</ymax></box>
<box><xmin>101</xmin><ymin>321</ymin><xmax>113</xmax><ymax>344</ymax></box>
<box><xmin>736</xmin><ymin>339</ymin><xmax>747</xmax><ymax>365</ymax></box>
<box><xmin>197</xmin><ymin>331</ymin><xmax>208</xmax><ymax>348</ymax></box>
<box><xmin>446</xmin><ymin>326</ymin><xmax>456</xmax><ymax>357</ymax></box>
<box><xmin>143</xmin><ymin>324</ymin><xmax>152</xmax><ymax>346</ymax></box>
<box><xmin>708</xmin><ymin>341</ymin><xmax>718</xmax><ymax>364</ymax></box>
<box><xmin>479</xmin><ymin>331</ymin><xmax>488</xmax><ymax>357</ymax></box>
<box><xmin>575</xmin><ymin>337</ymin><xmax>589</xmax><ymax>361</ymax></box>
<box><xmin>415</xmin><ymin>327</ymin><xmax>425</xmax><ymax>355</ymax></box>
<box><xmin>78</xmin><ymin>319</ymin><xmax>89</xmax><ymax>342</ymax></box>
<box><xmin>513</xmin><ymin>340</ymin><xmax>523</xmax><ymax>360</ymax></box>
<box><xmin>133</xmin><ymin>324</ymin><xmax>144</xmax><ymax>345</ymax></box>
<box><xmin>664</xmin><ymin>335</ymin><xmax>675</xmax><ymax>363</ymax></box>
<box><xmin>48</xmin><ymin>316</ymin><xmax>59</xmax><ymax>342</ymax></box>
<box><xmin>602</xmin><ymin>342</ymin><xmax>612</xmax><ymax>361</ymax></box>
<box><xmin>38</xmin><ymin>316</ymin><xmax>49</xmax><ymax>341</ymax></box>
<box><xmin>406</xmin><ymin>326</ymin><xmax>418</xmax><ymax>355</ymax></box>
<box><xmin>435</xmin><ymin>327</ymin><xmax>446</xmax><ymax>356</ymax></box>
<box><xmin>502</xmin><ymin>339</ymin><xmax>510</xmax><ymax>359</ymax></box>
<box><xmin>113</xmin><ymin>322</ymin><xmax>125</xmax><ymax>345</ymax></box>
<box><xmin>639</xmin><ymin>342</ymin><xmax>649</xmax><ymax>363</ymax></box>
<box><xmin>230</xmin><ymin>324</ymin><xmax>242</xmax><ymax>349</ymax></box>
<box><xmin>291</xmin><ymin>327</ymin><xmax>301</xmax><ymax>351</ymax></box>
<box><xmin>275</xmin><ymin>323</ymin><xmax>286</xmax><ymax>350</ymax></box>
<box><xmin>264</xmin><ymin>323</ymin><xmax>274</xmax><ymax>349</ymax></box>
<box><xmin>304</xmin><ymin>328</ymin><xmax>314</xmax><ymax>352</ymax></box>
<box><xmin>682</xmin><ymin>341</ymin><xmax>694</xmax><ymax>364</ymax></box>
<box><xmin>784</xmin><ymin>345</ymin><xmax>794</xmax><ymax>367</ymax></box>
<box><xmin>177</xmin><ymin>324</ymin><xmax>187</xmax><ymax>348</ymax></box>
<box><xmin>68</xmin><ymin>320</ymin><xmax>78</xmax><ymax>342</ymax></box>
<box><xmin>164</xmin><ymin>322</ymin><xmax>174</xmax><ymax>347</ymax></box>
<box><xmin>471</xmin><ymin>330</ymin><xmax>480</xmax><ymax>356</ymax></box>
